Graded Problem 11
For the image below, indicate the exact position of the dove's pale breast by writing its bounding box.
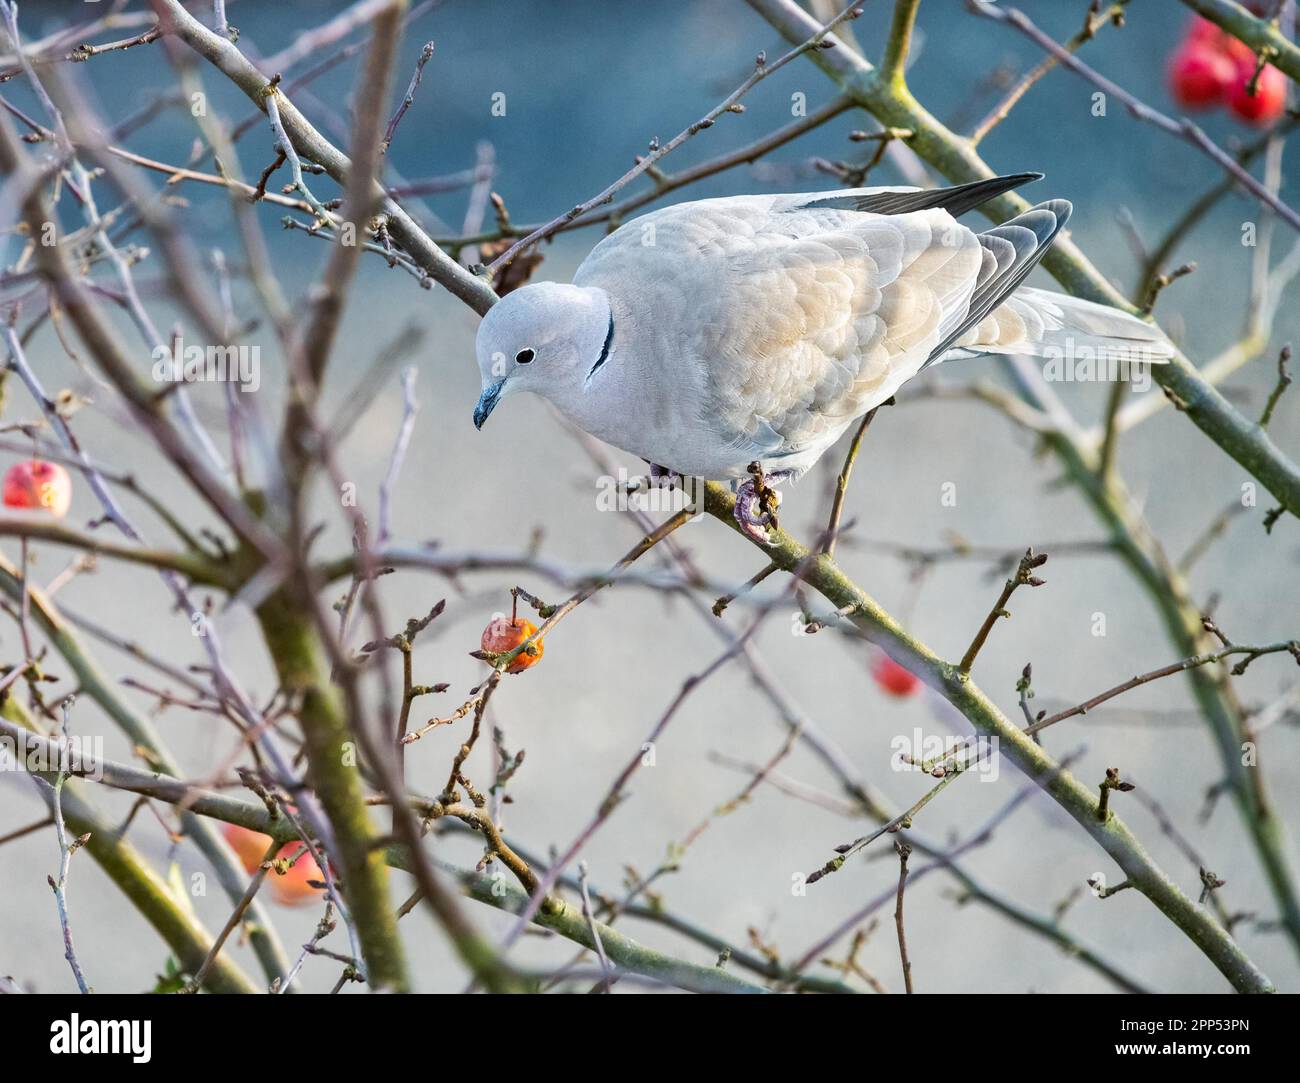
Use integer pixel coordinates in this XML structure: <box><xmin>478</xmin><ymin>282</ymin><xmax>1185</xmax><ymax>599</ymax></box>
<box><xmin>573</xmin><ymin>194</ymin><xmax>984</xmax><ymax>478</ymax></box>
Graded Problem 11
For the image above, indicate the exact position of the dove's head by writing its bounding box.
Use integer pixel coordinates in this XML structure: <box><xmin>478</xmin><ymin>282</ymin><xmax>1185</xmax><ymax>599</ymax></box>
<box><xmin>473</xmin><ymin>282</ymin><xmax>612</xmax><ymax>429</ymax></box>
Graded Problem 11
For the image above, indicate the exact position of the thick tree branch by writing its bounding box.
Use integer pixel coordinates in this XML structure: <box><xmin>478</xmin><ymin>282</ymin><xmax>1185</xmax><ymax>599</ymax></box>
<box><xmin>0</xmin><ymin>515</ymin><xmax>233</xmax><ymax>586</ymax></box>
<box><xmin>1181</xmin><ymin>0</ymin><xmax>1300</xmax><ymax>85</ymax></box>
<box><xmin>150</xmin><ymin>0</ymin><xmax>498</xmax><ymax>315</ymax></box>
<box><xmin>0</xmin><ymin>552</ymin><xmax>292</xmax><ymax>986</ymax></box>
<box><xmin>701</xmin><ymin>481</ymin><xmax>1273</xmax><ymax>994</ymax></box>
<box><xmin>0</xmin><ymin>701</ymin><xmax>259</xmax><ymax>994</ymax></box>
<box><xmin>0</xmin><ymin>721</ymin><xmax>773</xmax><ymax>995</ymax></box>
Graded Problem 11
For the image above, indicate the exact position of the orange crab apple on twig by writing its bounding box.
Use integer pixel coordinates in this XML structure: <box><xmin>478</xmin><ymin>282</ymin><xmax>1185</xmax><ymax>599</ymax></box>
<box><xmin>472</xmin><ymin>589</ymin><xmax>545</xmax><ymax>675</ymax></box>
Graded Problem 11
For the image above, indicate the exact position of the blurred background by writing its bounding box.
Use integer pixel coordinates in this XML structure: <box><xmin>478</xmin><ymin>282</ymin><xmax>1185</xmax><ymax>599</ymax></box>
<box><xmin>1</xmin><ymin>0</ymin><xmax>1297</xmax><ymax>993</ymax></box>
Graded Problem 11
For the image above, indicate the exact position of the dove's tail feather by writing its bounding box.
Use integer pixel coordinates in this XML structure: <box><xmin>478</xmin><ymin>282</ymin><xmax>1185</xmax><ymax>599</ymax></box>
<box><xmin>924</xmin><ymin>199</ymin><xmax>1072</xmax><ymax>365</ymax></box>
<box><xmin>945</xmin><ymin>286</ymin><xmax>1176</xmax><ymax>365</ymax></box>
<box><xmin>931</xmin><ymin>199</ymin><xmax>1174</xmax><ymax>367</ymax></box>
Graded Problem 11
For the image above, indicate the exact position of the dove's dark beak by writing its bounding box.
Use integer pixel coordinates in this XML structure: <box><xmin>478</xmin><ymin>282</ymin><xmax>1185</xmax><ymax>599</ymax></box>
<box><xmin>473</xmin><ymin>380</ymin><xmax>504</xmax><ymax>430</ymax></box>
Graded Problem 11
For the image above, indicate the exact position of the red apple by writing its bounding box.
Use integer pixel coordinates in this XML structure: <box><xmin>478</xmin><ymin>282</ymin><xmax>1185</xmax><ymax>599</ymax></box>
<box><xmin>266</xmin><ymin>843</ymin><xmax>326</xmax><ymax>907</ymax></box>
<box><xmin>1168</xmin><ymin>43</ymin><xmax>1237</xmax><ymax>109</ymax></box>
<box><xmin>1221</xmin><ymin>32</ymin><xmax>1258</xmax><ymax>69</ymax></box>
<box><xmin>221</xmin><ymin>822</ymin><xmax>268</xmax><ymax>874</ymax></box>
<box><xmin>871</xmin><ymin>653</ymin><xmax>921</xmax><ymax>698</ymax></box>
<box><xmin>1227</xmin><ymin>61</ymin><xmax>1286</xmax><ymax>125</ymax></box>
<box><xmin>221</xmin><ymin>823</ymin><xmax>326</xmax><ymax>907</ymax></box>
<box><xmin>3</xmin><ymin>460</ymin><xmax>72</xmax><ymax>518</ymax></box>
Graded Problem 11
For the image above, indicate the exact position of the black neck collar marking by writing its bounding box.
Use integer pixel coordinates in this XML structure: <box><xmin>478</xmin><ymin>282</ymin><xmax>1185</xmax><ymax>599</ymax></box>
<box><xmin>585</xmin><ymin>311</ymin><xmax>616</xmax><ymax>383</ymax></box>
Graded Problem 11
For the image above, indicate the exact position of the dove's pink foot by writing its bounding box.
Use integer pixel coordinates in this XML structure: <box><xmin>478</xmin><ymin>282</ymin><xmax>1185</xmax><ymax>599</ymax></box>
<box><xmin>734</xmin><ymin>463</ymin><xmax>785</xmax><ymax>546</ymax></box>
<box><xmin>733</xmin><ymin>479</ymin><xmax>775</xmax><ymax>544</ymax></box>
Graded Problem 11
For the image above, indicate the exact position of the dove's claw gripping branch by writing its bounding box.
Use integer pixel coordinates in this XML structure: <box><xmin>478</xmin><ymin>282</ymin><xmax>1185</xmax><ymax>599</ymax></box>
<box><xmin>733</xmin><ymin>482</ymin><xmax>774</xmax><ymax>545</ymax></box>
<box><xmin>734</xmin><ymin>462</ymin><xmax>786</xmax><ymax>546</ymax></box>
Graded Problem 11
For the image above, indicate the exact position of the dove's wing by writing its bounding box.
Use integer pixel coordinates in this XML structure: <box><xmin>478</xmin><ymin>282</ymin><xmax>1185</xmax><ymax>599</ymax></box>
<box><xmin>577</xmin><ymin>192</ymin><xmax>986</xmax><ymax>464</ymax></box>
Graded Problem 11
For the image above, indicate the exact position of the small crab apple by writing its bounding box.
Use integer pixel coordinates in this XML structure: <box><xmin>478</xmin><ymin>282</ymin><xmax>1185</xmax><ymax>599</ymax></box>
<box><xmin>481</xmin><ymin>614</ymin><xmax>544</xmax><ymax>673</ymax></box>
<box><xmin>1227</xmin><ymin>61</ymin><xmax>1286</xmax><ymax>126</ymax></box>
<box><xmin>1167</xmin><ymin>42</ymin><xmax>1236</xmax><ymax>109</ymax></box>
<box><xmin>3</xmin><ymin>459</ymin><xmax>72</xmax><ymax>518</ymax></box>
<box><xmin>221</xmin><ymin>822</ymin><xmax>268</xmax><ymax>874</ymax></box>
<box><xmin>265</xmin><ymin>844</ymin><xmax>327</xmax><ymax>907</ymax></box>
<box><xmin>221</xmin><ymin>823</ymin><xmax>326</xmax><ymax>907</ymax></box>
<box><xmin>871</xmin><ymin>652</ymin><xmax>921</xmax><ymax>698</ymax></box>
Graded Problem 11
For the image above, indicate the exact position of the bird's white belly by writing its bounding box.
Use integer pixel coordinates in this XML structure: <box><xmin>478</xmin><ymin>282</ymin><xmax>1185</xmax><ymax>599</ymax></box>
<box><xmin>593</xmin><ymin>412</ymin><xmax>845</xmax><ymax>481</ymax></box>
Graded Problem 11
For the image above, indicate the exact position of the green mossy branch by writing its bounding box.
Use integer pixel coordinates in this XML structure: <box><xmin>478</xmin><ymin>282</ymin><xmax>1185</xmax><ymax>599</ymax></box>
<box><xmin>1182</xmin><ymin>0</ymin><xmax>1300</xmax><ymax>86</ymax></box>
<box><xmin>0</xmin><ymin>723</ymin><xmax>784</xmax><ymax>994</ymax></box>
<box><xmin>0</xmin><ymin>553</ymin><xmax>291</xmax><ymax>987</ymax></box>
<box><xmin>254</xmin><ymin>586</ymin><xmax>410</xmax><ymax>992</ymax></box>
<box><xmin>0</xmin><ymin>699</ymin><xmax>258</xmax><ymax>994</ymax></box>
<box><xmin>700</xmin><ymin>481</ymin><xmax>1275</xmax><ymax>994</ymax></box>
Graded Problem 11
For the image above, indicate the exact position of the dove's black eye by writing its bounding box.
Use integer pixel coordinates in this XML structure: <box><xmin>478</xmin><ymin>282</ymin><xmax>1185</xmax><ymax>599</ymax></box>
<box><xmin>515</xmin><ymin>348</ymin><xmax>535</xmax><ymax>365</ymax></box>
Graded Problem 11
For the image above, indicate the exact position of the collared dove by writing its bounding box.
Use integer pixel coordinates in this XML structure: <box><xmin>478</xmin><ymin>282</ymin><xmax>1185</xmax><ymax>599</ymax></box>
<box><xmin>473</xmin><ymin>174</ymin><xmax>1172</xmax><ymax>542</ymax></box>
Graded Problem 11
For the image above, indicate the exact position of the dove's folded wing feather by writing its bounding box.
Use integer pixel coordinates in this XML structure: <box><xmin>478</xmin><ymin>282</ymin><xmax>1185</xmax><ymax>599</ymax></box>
<box><xmin>647</xmin><ymin>198</ymin><xmax>982</xmax><ymax>457</ymax></box>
